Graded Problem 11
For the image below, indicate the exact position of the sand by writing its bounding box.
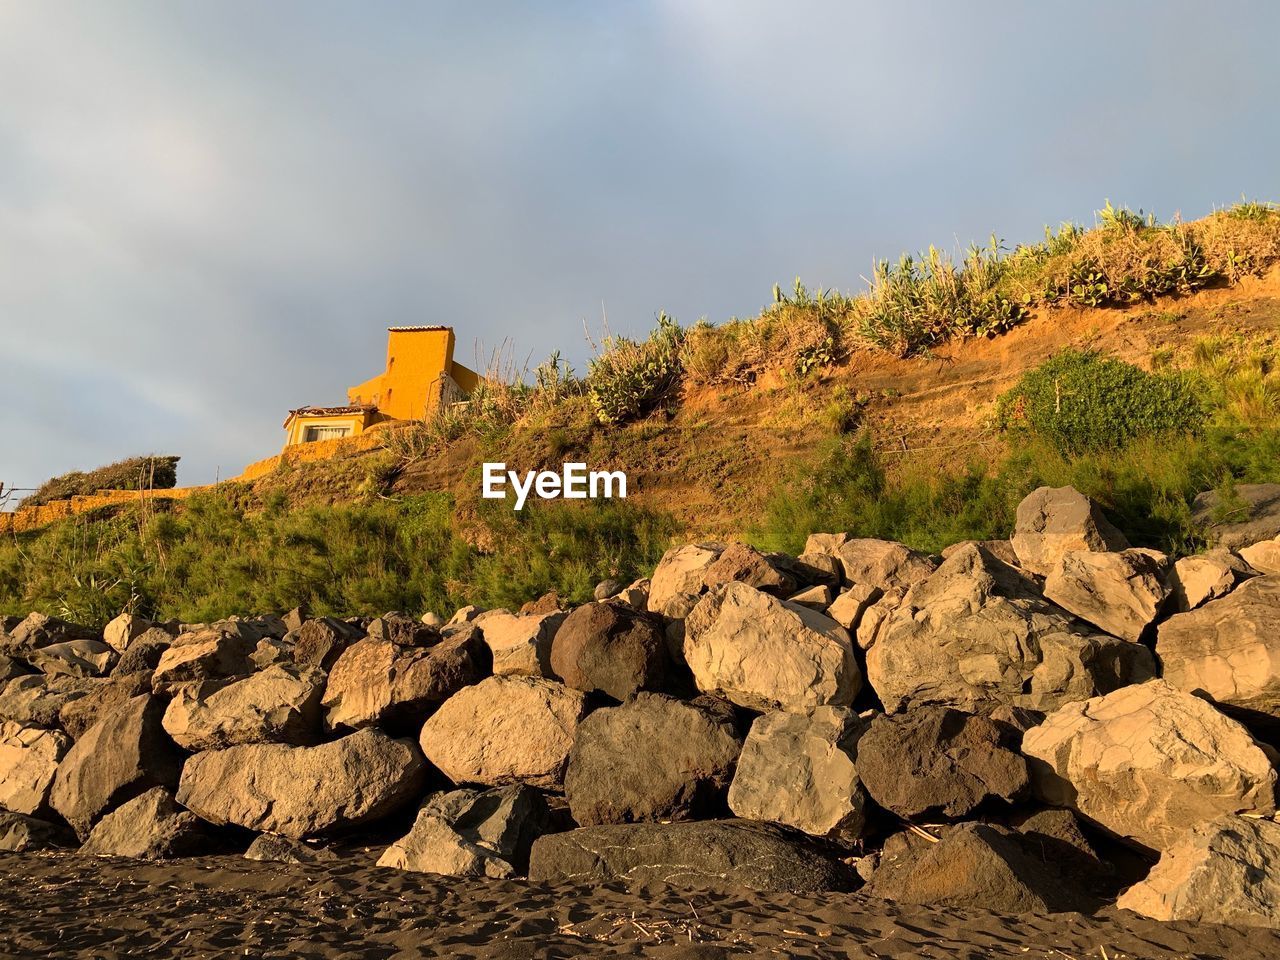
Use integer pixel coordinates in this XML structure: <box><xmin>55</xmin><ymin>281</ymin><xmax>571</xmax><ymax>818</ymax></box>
<box><xmin>1</xmin><ymin>850</ymin><xmax>1277</xmax><ymax>960</ymax></box>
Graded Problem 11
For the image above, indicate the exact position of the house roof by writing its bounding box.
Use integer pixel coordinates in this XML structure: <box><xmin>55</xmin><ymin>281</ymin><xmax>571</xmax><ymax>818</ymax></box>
<box><xmin>283</xmin><ymin>404</ymin><xmax>375</xmax><ymax>427</ymax></box>
<box><xmin>387</xmin><ymin>325</ymin><xmax>449</xmax><ymax>332</ymax></box>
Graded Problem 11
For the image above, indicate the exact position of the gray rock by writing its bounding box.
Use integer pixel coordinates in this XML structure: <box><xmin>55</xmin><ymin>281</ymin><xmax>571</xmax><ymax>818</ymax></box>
<box><xmin>1192</xmin><ymin>483</ymin><xmax>1280</xmax><ymax>549</ymax></box>
<box><xmin>244</xmin><ymin>833</ymin><xmax>340</xmax><ymax>864</ymax></box>
<box><xmin>80</xmin><ymin>787</ymin><xmax>204</xmax><ymax>860</ymax></box>
<box><xmin>163</xmin><ymin>663</ymin><xmax>326</xmax><ymax>751</ymax></box>
<box><xmin>59</xmin><ymin>673</ymin><xmax>154</xmax><ymax>740</ymax></box>
<box><xmin>1</xmin><ymin>613</ymin><xmax>98</xmax><ymax>657</ymax></box>
<box><xmin>49</xmin><ymin>694</ymin><xmax>182</xmax><ymax>839</ymax></box>
<box><xmin>0</xmin><ymin>675</ymin><xmax>94</xmax><ymax>728</ymax></box>
<box><xmin>112</xmin><ymin>629</ymin><xmax>173</xmax><ymax>676</ymax></box>
<box><xmin>177</xmin><ymin>728</ymin><xmax>427</xmax><ymax>839</ymax></box>
<box><xmin>291</xmin><ymin>617</ymin><xmax>362</xmax><ymax>671</ymax></box>
<box><xmin>1168</xmin><ymin>551</ymin><xmax>1251</xmax><ymax>612</ymax></box>
<box><xmin>367</xmin><ymin>611</ymin><xmax>440</xmax><ymax>648</ymax></box>
<box><xmin>151</xmin><ymin>625</ymin><xmax>260</xmax><ymax>694</ymax></box>
<box><xmin>0</xmin><ymin>810</ymin><xmax>69</xmax><ymax>852</ymax></box>
<box><xmin>593</xmin><ymin>579</ymin><xmax>623</xmax><ymax>601</ymax></box>
<box><xmin>27</xmin><ymin>640</ymin><xmax>118</xmax><ymax>678</ymax></box>
<box><xmin>1011</xmin><ymin>486</ymin><xmax>1129</xmax><ymax>576</ymax></box>
<box><xmin>727</xmin><ymin>706</ymin><xmax>868</xmax><ymax>842</ymax></box>
<box><xmin>528</xmin><ymin>819</ymin><xmax>855</xmax><ymax>894</ymax></box>
<box><xmin>0</xmin><ymin>655</ymin><xmax>34</xmax><ymax>685</ymax></box>
<box><xmin>1043</xmin><ymin>549</ymin><xmax>1169</xmax><ymax>642</ymax></box>
<box><xmin>857</xmin><ymin>707</ymin><xmax>1029</xmax><ymax>819</ymax></box>
<box><xmin>565</xmin><ymin>693</ymin><xmax>741</xmax><ymax>826</ymax></box>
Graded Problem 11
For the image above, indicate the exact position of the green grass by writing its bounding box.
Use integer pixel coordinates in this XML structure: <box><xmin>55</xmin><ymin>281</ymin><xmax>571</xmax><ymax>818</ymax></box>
<box><xmin>0</xmin><ymin>490</ymin><xmax>674</xmax><ymax>627</ymax></box>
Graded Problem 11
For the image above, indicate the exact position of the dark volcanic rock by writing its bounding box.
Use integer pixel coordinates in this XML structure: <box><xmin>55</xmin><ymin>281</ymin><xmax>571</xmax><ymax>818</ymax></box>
<box><xmin>550</xmin><ymin>602</ymin><xmax>668</xmax><ymax>700</ymax></box>
<box><xmin>244</xmin><ymin>833</ymin><xmax>340</xmax><ymax>864</ymax></box>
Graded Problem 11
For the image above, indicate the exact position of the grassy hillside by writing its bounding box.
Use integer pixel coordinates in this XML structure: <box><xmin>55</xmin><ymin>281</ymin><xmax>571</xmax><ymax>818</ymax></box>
<box><xmin>5</xmin><ymin>201</ymin><xmax>1280</xmax><ymax>626</ymax></box>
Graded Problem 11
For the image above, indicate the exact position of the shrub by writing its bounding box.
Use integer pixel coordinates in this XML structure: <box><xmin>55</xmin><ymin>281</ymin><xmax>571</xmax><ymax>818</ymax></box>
<box><xmin>588</xmin><ymin>312</ymin><xmax>685</xmax><ymax>424</ymax></box>
<box><xmin>996</xmin><ymin>350</ymin><xmax>1207</xmax><ymax>455</ymax></box>
<box><xmin>24</xmin><ymin>456</ymin><xmax>180</xmax><ymax>508</ymax></box>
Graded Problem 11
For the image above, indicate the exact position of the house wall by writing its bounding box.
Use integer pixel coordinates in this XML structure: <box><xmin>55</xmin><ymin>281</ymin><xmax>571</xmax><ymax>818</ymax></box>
<box><xmin>283</xmin><ymin>412</ymin><xmax>370</xmax><ymax>447</ymax></box>
<box><xmin>347</xmin><ymin>328</ymin><xmax>457</xmax><ymax>421</ymax></box>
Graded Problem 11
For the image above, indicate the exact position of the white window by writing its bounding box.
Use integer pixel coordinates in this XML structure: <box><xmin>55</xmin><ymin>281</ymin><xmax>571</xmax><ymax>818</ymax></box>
<box><xmin>303</xmin><ymin>425</ymin><xmax>352</xmax><ymax>442</ymax></box>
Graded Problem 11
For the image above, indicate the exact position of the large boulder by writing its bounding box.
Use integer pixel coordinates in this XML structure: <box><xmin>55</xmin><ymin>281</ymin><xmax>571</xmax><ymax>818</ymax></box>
<box><xmin>1168</xmin><ymin>551</ymin><xmax>1251</xmax><ymax>612</ymax></box>
<box><xmin>1022</xmin><ymin>680</ymin><xmax>1278</xmax><ymax>851</ymax></box>
<box><xmin>103</xmin><ymin>614</ymin><xmax>173</xmax><ymax>654</ymax></box>
<box><xmin>866</xmin><ymin>543</ymin><xmax>1155</xmax><ymax>713</ymax></box>
<box><xmin>176</xmin><ymin>728</ymin><xmax>426</xmax><ymax>838</ymax></box>
<box><xmin>0</xmin><ymin>810</ymin><xmax>68</xmax><ymax>852</ymax></box>
<box><xmin>1043</xmin><ymin>549</ymin><xmax>1169</xmax><ymax>642</ymax></box>
<box><xmin>1156</xmin><ymin>577</ymin><xmax>1280</xmax><ymax>725</ymax></box>
<box><xmin>59</xmin><ymin>673</ymin><xmax>154</xmax><ymax>740</ymax></box>
<box><xmin>529</xmin><ymin>819</ymin><xmax>854</xmax><ymax>893</ymax></box>
<box><xmin>0</xmin><ymin>675</ymin><xmax>93</xmax><ymax>728</ymax></box>
<box><xmin>162</xmin><ymin>663</ymin><xmax>326</xmax><ymax>751</ymax></box>
<box><xmin>1011</xmin><ymin>486</ymin><xmax>1129</xmax><ymax>576</ymax></box>
<box><xmin>79</xmin><ymin>787</ymin><xmax>204</xmax><ymax>860</ymax></box>
<box><xmin>727</xmin><ymin>706</ymin><xmax>867</xmax><ymax>842</ymax></box>
<box><xmin>474</xmin><ymin>610</ymin><xmax>564</xmax><ymax>678</ymax></box>
<box><xmin>1116</xmin><ymin>815</ymin><xmax>1280</xmax><ymax>927</ymax></box>
<box><xmin>27</xmin><ymin>640</ymin><xmax>118</xmax><ymax>679</ymax></box>
<box><xmin>1240</xmin><ymin>538</ymin><xmax>1280</xmax><ymax>575</ymax></box>
<box><xmin>646</xmin><ymin>543</ymin><xmax>724</xmax><ymax>618</ymax></box>
<box><xmin>1192</xmin><ymin>483</ymin><xmax>1280</xmax><ymax>549</ymax></box>
<box><xmin>1</xmin><ymin>613</ymin><xmax>97</xmax><ymax>657</ymax></box>
<box><xmin>826</xmin><ymin>584</ymin><xmax>881</xmax><ymax>632</ymax></box>
<box><xmin>684</xmin><ymin>582</ymin><xmax>859</xmax><ymax>712</ymax></box>
<box><xmin>112</xmin><ymin>629</ymin><xmax>173</xmax><ymax>676</ymax></box>
<box><xmin>701</xmin><ymin>542</ymin><xmax>796</xmax><ymax>597</ymax></box>
<box><xmin>322</xmin><ymin>627</ymin><xmax>487</xmax><ymax>732</ymax></box>
<box><xmin>832</xmin><ymin>539</ymin><xmax>937</xmax><ymax>591</ymax></box>
<box><xmin>419</xmin><ymin>676</ymin><xmax>588</xmax><ymax>790</ymax></box>
<box><xmin>49</xmin><ymin>694</ymin><xmax>182</xmax><ymax>839</ymax></box>
<box><xmin>0</xmin><ymin>721</ymin><xmax>70</xmax><ymax>815</ymax></box>
<box><xmin>550</xmin><ymin>602</ymin><xmax>668</xmax><ymax>700</ymax></box>
<box><xmin>565</xmin><ymin>693</ymin><xmax>741</xmax><ymax>826</ymax></box>
<box><xmin>290</xmin><ymin>617</ymin><xmax>361</xmax><ymax>671</ymax></box>
<box><xmin>864</xmin><ymin>822</ymin><xmax>1094</xmax><ymax>914</ymax></box>
<box><xmin>151</xmin><ymin>625</ymin><xmax>259</xmax><ymax>694</ymax></box>
<box><xmin>857</xmin><ymin>707</ymin><xmax>1029</xmax><ymax>819</ymax></box>
<box><xmin>377</xmin><ymin>785</ymin><xmax>549</xmax><ymax>877</ymax></box>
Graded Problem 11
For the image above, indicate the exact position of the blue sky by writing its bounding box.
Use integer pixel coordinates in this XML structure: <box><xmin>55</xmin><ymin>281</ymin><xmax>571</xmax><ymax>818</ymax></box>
<box><xmin>2</xmin><ymin>1</ymin><xmax>1278</xmax><ymax>492</ymax></box>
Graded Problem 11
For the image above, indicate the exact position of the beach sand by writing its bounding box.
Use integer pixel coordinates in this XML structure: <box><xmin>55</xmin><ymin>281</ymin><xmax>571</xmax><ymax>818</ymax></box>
<box><xmin>1</xmin><ymin>850</ymin><xmax>1277</xmax><ymax>959</ymax></box>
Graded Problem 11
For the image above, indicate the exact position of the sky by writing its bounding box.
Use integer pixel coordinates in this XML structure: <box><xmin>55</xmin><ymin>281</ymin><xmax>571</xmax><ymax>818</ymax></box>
<box><xmin>2</xmin><ymin>1</ymin><xmax>1278</xmax><ymax>494</ymax></box>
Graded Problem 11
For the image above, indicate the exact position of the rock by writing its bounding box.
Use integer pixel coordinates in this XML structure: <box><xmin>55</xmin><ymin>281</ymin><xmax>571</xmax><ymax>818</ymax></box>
<box><xmin>163</xmin><ymin>663</ymin><xmax>326</xmax><ymax>751</ymax></box>
<box><xmin>322</xmin><ymin>627</ymin><xmax>487</xmax><ymax>732</ymax></box>
<box><xmin>367</xmin><ymin>611</ymin><xmax>439</xmax><ymax>648</ymax></box>
<box><xmin>614</xmin><ymin>578</ymin><xmax>650</xmax><ymax>609</ymax></box>
<box><xmin>787</xmin><ymin>584</ymin><xmax>833</xmax><ymax>611</ymax></box>
<box><xmin>49</xmin><ymin>694</ymin><xmax>182</xmax><ymax>839</ymax></box>
<box><xmin>1012</xmin><ymin>808</ymin><xmax>1112</xmax><ymax>886</ymax></box>
<box><xmin>103</xmin><ymin>614</ymin><xmax>171</xmax><ymax>654</ymax></box>
<box><xmin>1168</xmin><ymin>552</ymin><xmax>1248</xmax><ymax>612</ymax></box>
<box><xmin>26</xmin><ymin>640</ymin><xmax>118</xmax><ymax>678</ymax></box>
<box><xmin>419</xmin><ymin>676</ymin><xmax>588</xmax><ymax>790</ymax></box>
<box><xmin>59</xmin><ymin>674</ymin><xmax>153</xmax><ymax>740</ymax></box>
<box><xmin>528</xmin><ymin>819</ymin><xmax>854</xmax><ymax>894</ymax></box>
<box><xmin>1240</xmin><ymin>538</ymin><xmax>1280</xmax><ymax>575</ymax></box>
<box><xmin>803</xmin><ymin>532</ymin><xmax>851</xmax><ymax>556</ymax></box>
<box><xmin>856</xmin><ymin>707</ymin><xmax>1029</xmax><ymax>819</ymax></box>
<box><xmin>727</xmin><ymin>707</ymin><xmax>867</xmax><ymax>842</ymax></box>
<box><xmin>866</xmin><ymin>543</ymin><xmax>1155</xmax><ymax>713</ymax></box>
<box><xmin>790</xmin><ymin>552</ymin><xmax>843</xmax><ymax>588</ymax></box>
<box><xmin>0</xmin><ymin>721</ymin><xmax>70</xmax><ymax>815</ymax></box>
<box><xmin>826</xmin><ymin>584</ymin><xmax>880</xmax><ymax>631</ymax></box>
<box><xmin>701</xmin><ymin>542</ymin><xmax>796</xmax><ymax>597</ymax></box>
<box><xmin>1022</xmin><ymin>680</ymin><xmax>1277</xmax><ymax>851</ymax></box>
<box><xmin>647</xmin><ymin>543</ymin><xmax>724</xmax><ymax>618</ymax></box>
<box><xmin>291</xmin><ymin>617</ymin><xmax>362</xmax><ymax>671</ymax></box>
<box><xmin>565</xmin><ymin>693</ymin><xmax>740</xmax><ymax>826</ymax></box>
<box><xmin>474</xmin><ymin>610</ymin><xmax>564</xmax><ymax>678</ymax></box>
<box><xmin>0</xmin><ymin>675</ymin><xmax>93</xmax><ymax>728</ymax></box>
<box><xmin>1116</xmin><ymin>815</ymin><xmax>1280</xmax><ymax>927</ymax></box>
<box><xmin>112</xmin><ymin>629</ymin><xmax>173</xmax><ymax>675</ymax></box>
<box><xmin>448</xmin><ymin>605</ymin><xmax>486</xmax><ymax>625</ymax></box>
<box><xmin>550</xmin><ymin>602</ymin><xmax>668</xmax><ymax>700</ymax></box>
<box><xmin>684</xmin><ymin>582</ymin><xmax>859</xmax><ymax>712</ymax></box>
<box><xmin>151</xmin><ymin>625</ymin><xmax>260</xmax><ymax>694</ymax></box>
<box><xmin>863</xmin><ymin>822</ymin><xmax>1093</xmax><ymax>914</ymax></box>
<box><xmin>1156</xmin><ymin>577</ymin><xmax>1280</xmax><ymax>726</ymax></box>
<box><xmin>249</xmin><ymin>636</ymin><xmax>293</xmax><ymax>670</ymax></box>
<box><xmin>80</xmin><ymin>787</ymin><xmax>204</xmax><ymax>860</ymax></box>
<box><xmin>282</xmin><ymin>605</ymin><xmax>309</xmax><ymax>634</ymax></box>
<box><xmin>520</xmin><ymin>591</ymin><xmax>565</xmax><ymax>616</ymax></box>
<box><xmin>244</xmin><ymin>834</ymin><xmax>340</xmax><ymax>864</ymax></box>
<box><xmin>1011</xmin><ymin>486</ymin><xmax>1129</xmax><ymax>576</ymax></box>
<box><xmin>855</xmin><ymin>586</ymin><xmax>906</xmax><ymax>650</ymax></box>
<box><xmin>1043</xmin><ymin>549</ymin><xmax>1169</xmax><ymax>642</ymax></box>
<box><xmin>593</xmin><ymin>579</ymin><xmax>623</xmax><ymax>601</ymax></box>
<box><xmin>0</xmin><ymin>655</ymin><xmax>33</xmax><ymax>685</ymax></box>
<box><xmin>378</xmin><ymin>785</ymin><xmax>549</xmax><ymax>877</ymax></box>
<box><xmin>942</xmin><ymin>539</ymin><xmax>1021</xmax><ymax>567</ymax></box>
<box><xmin>1192</xmin><ymin>483</ymin><xmax>1280</xmax><ymax>549</ymax></box>
<box><xmin>420</xmin><ymin>611</ymin><xmax>444</xmax><ymax>628</ymax></box>
<box><xmin>1</xmin><ymin>613</ymin><xmax>97</xmax><ymax>656</ymax></box>
<box><xmin>0</xmin><ymin>810</ymin><xmax>67</xmax><ymax>851</ymax></box>
<box><xmin>833</xmin><ymin>539</ymin><xmax>937</xmax><ymax>591</ymax></box>
<box><xmin>176</xmin><ymin>728</ymin><xmax>426</xmax><ymax>838</ymax></box>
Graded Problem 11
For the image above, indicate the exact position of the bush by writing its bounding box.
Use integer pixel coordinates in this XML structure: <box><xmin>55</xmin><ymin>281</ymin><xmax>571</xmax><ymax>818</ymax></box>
<box><xmin>996</xmin><ymin>350</ymin><xmax>1207</xmax><ymax>455</ymax></box>
<box><xmin>588</xmin><ymin>312</ymin><xmax>685</xmax><ymax>424</ymax></box>
<box><xmin>24</xmin><ymin>456</ymin><xmax>180</xmax><ymax>508</ymax></box>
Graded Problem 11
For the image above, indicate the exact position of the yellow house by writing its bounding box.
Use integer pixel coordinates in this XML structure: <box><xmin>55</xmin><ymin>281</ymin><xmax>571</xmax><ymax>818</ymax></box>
<box><xmin>284</xmin><ymin>326</ymin><xmax>480</xmax><ymax>447</ymax></box>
